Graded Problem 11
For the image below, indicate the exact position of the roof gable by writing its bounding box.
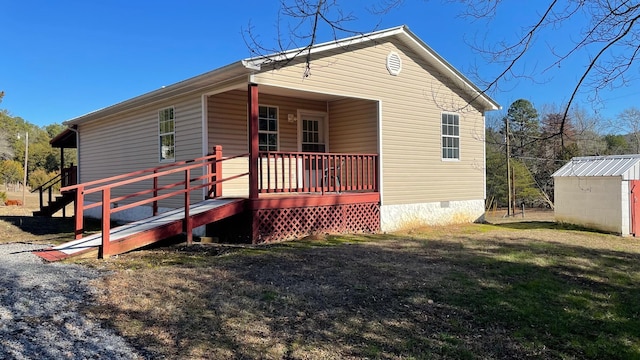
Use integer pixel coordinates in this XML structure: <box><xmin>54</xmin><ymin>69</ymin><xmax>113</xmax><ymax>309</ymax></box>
<box><xmin>65</xmin><ymin>25</ymin><xmax>499</xmax><ymax>126</ymax></box>
<box><xmin>243</xmin><ymin>25</ymin><xmax>500</xmax><ymax>112</ymax></box>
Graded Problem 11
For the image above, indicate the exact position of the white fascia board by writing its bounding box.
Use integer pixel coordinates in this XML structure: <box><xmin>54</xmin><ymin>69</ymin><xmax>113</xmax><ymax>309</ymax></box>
<box><xmin>242</xmin><ymin>26</ymin><xmax>406</xmax><ymax>69</ymax></box>
<box><xmin>64</xmin><ymin>62</ymin><xmax>249</xmax><ymax>126</ymax></box>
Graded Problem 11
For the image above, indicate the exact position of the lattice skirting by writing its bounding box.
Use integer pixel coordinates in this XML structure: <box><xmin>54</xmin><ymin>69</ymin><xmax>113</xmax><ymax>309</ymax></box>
<box><xmin>253</xmin><ymin>202</ymin><xmax>380</xmax><ymax>243</ymax></box>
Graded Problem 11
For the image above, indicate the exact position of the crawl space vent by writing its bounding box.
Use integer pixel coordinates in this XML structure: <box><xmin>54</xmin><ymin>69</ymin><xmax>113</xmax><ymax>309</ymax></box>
<box><xmin>386</xmin><ymin>52</ymin><xmax>402</xmax><ymax>76</ymax></box>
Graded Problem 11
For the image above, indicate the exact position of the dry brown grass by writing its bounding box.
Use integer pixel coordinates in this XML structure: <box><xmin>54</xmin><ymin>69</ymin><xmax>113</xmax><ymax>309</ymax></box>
<box><xmin>0</xmin><ymin>186</ymin><xmax>79</xmax><ymax>244</ymax></box>
<box><xmin>75</xmin><ymin>221</ymin><xmax>640</xmax><ymax>359</ymax></box>
<box><xmin>2</xmin><ymin>199</ymin><xmax>638</xmax><ymax>358</ymax></box>
<box><xmin>0</xmin><ymin>186</ymin><xmax>77</xmax><ymax>244</ymax></box>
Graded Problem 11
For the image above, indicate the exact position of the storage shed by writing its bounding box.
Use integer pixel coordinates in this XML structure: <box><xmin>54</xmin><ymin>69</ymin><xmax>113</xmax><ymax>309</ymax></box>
<box><xmin>552</xmin><ymin>154</ymin><xmax>640</xmax><ymax>236</ymax></box>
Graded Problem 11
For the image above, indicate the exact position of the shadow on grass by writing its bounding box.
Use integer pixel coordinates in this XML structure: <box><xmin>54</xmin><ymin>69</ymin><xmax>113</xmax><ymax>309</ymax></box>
<box><xmin>90</xmin><ymin>233</ymin><xmax>640</xmax><ymax>359</ymax></box>
<box><xmin>492</xmin><ymin>220</ymin><xmax>615</xmax><ymax>234</ymax></box>
<box><xmin>0</xmin><ymin>216</ymin><xmax>76</xmax><ymax>236</ymax></box>
<box><xmin>0</xmin><ymin>216</ymin><xmax>106</xmax><ymax>244</ymax></box>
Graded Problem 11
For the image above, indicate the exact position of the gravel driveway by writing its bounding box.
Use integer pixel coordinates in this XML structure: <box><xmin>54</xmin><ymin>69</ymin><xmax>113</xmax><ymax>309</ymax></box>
<box><xmin>0</xmin><ymin>243</ymin><xmax>143</xmax><ymax>359</ymax></box>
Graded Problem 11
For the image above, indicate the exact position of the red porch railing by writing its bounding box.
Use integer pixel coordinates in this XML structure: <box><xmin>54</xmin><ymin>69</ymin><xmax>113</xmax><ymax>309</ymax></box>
<box><xmin>257</xmin><ymin>151</ymin><xmax>378</xmax><ymax>194</ymax></box>
<box><xmin>61</xmin><ymin>146</ymin><xmax>248</xmax><ymax>257</ymax></box>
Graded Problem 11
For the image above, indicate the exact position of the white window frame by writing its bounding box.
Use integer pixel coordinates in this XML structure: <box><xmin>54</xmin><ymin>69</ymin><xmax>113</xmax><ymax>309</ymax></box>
<box><xmin>258</xmin><ymin>105</ymin><xmax>279</xmax><ymax>152</ymax></box>
<box><xmin>441</xmin><ymin>112</ymin><xmax>460</xmax><ymax>161</ymax></box>
<box><xmin>159</xmin><ymin>106</ymin><xmax>176</xmax><ymax>162</ymax></box>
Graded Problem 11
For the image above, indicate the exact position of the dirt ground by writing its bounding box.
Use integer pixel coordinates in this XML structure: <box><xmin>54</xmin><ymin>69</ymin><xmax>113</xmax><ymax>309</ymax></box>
<box><xmin>0</xmin><ymin>186</ymin><xmax>76</xmax><ymax>244</ymax></box>
<box><xmin>484</xmin><ymin>207</ymin><xmax>554</xmax><ymax>224</ymax></box>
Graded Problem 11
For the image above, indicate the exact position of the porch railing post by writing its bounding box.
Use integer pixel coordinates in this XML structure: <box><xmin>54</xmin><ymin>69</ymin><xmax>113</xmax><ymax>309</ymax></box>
<box><xmin>375</xmin><ymin>154</ymin><xmax>380</xmax><ymax>192</ymax></box>
<box><xmin>213</xmin><ymin>145</ymin><xmax>223</xmax><ymax>197</ymax></box>
<box><xmin>39</xmin><ymin>188</ymin><xmax>44</xmax><ymax>210</ymax></box>
<box><xmin>101</xmin><ymin>188</ymin><xmax>111</xmax><ymax>259</ymax></box>
<box><xmin>71</xmin><ymin>165</ymin><xmax>77</xmax><ymax>186</ymax></box>
<box><xmin>74</xmin><ymin>185</ymin><xmax>84</xmax><ymax>240</ymax></box>
<box><xmin>152</xmin><ymin>169</ymin><xmax>159</xmax><ymax>216</ymax></box>
<box><xmin>248</xmin><ymin>83</ymin><xmax>259</xmax><ymax>200</ymax></box>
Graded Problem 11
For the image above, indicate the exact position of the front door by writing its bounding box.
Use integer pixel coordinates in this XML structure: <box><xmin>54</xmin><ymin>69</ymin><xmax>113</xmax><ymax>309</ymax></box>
<box><xmin>301</xmin><ymin>115</ymin><xmax>326</xmax><ymax>152</ymax></box>
<box><xmin>299</xmin><ymin>114</ymin><xmax>326</xmax><ymax>189</ymax></box>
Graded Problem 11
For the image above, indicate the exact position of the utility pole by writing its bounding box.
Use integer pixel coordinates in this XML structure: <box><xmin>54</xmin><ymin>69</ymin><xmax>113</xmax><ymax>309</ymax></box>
<box><xmin>22</xmin><ymin>132</ymin><xmax>28</xmax><ymax>207</ymax></box>
<box><xmin>505</xmin><ymin>117</ymin><xmax>512</xmax><ymax>217</ymax></box>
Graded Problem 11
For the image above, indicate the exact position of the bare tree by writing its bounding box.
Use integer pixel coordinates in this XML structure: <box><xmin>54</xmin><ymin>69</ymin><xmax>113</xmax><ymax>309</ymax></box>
<box><xmin>460</xmin><ymin>1</ymin><xmax>639</xmax><ymax>145</ymax></box>
<box><xmin>246</xmin><ymin>1</ymin><xmax>640</xmax><ymax>148</ymax></box>
<box><xmin>243</xmin><ymin>0</ymin><xmax>382</xmax><ymax>77</ymax></box>
<box><xmin>618</xmin><ymin>107</ymin><xmax>640</xmax><ymax>152</ymax></box>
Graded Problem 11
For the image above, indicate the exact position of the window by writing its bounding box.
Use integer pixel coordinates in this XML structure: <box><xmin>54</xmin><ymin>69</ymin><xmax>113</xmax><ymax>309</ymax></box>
<box><xmin>441</xmin><ymin>113</ymin><xmax>459</xmax><ymax>160</ymax></box>
<box><xmin>159</xmin><ymin>107</ymin><xmax>175</xmax><ymax>161</ymax></box>
<box><xmin>301</xmin><ymin>118</ymin><xmax>325</xmax><ymax>152</ymax></box>
<box><xmin>259</xmin><ymin>105</ymin><xmax>278</xmax><ymax>151</ymax></box>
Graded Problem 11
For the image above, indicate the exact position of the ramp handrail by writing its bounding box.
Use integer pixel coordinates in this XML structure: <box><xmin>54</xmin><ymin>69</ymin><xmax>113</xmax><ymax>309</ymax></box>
<box><xmin>62</xmin><ymin>146</ymin><xmax>248</xmax><ymax>258</ymax></box>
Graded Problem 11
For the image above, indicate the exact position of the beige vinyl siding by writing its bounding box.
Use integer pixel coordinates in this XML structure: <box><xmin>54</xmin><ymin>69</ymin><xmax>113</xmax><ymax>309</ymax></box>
<box><xmin>207</xmin><ymin>90</ymin><xmax>327</xmax><ymax>196</ymax></box>
<box><xmin>253</xmin><ymin>38</ymin><xmax>485</xmax><ymax>205</ymax></box>
<box><xmin>78</xmin><ymin>94</ymin><xmax>204</xmax><ymax>208</ymax></box>
<box><xmin>207</xmin><ymin>90</ymin><xmax>248</xmax><ymax>196</ymax></box>
<box><xmin>328</xmin><ymin>98</ymin><xmax>378</xmax><ymax>153</ymax></box>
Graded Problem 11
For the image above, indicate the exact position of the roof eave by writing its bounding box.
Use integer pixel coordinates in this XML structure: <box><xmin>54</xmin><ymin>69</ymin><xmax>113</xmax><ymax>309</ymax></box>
<box><xmin>242</xmin><ymin>25</ymin><xmax>406</xmax><ymax>69</ymax></box>
<box><xmin>243</xmin><ymin>25</ymin><xmax>500</xmax><ymax>112</ymax></box>
<box><xmin>64</xmin><ymin>61</ymin><xmax>251</xmax><ymax>126</ymax></box>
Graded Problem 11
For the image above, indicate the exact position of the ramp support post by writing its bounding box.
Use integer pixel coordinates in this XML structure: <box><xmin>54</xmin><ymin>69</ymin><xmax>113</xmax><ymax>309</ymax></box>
<box><xmin>100</xmin><ymin>188</ymin><xmax>111</xmax><ymax>259</ymax></box>
<box><xmin>184</xmin><ymin>168</ymin><xmax>193</xmax><ymax>244</ymax></box>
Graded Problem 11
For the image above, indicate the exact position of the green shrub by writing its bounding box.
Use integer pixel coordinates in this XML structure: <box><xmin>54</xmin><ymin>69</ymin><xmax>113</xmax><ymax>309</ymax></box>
<box><xmin>28</xmin><ymin>169</ymin><xmax>60</xmax><ymax>191</ymax></box>
<box><xmin>0</xmin><ymin>191</ymin><xmax>6</xmax><ymax>205</ymax></box>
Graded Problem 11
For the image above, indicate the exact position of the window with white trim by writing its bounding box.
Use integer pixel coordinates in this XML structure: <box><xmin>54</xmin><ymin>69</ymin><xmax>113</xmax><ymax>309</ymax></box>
<box><xmin>441</xmin><ymin>113</ymin><xmax>459</xmax><ymax>160</ymax></box>
<box><xmin>259</xmin><ymin>105</ymin><xmax>278</xmax><ymax>151</ymax></box>
<box><xmin>159</xmin><ymin>107</ymin><xmax>175</xmax><ymax>161</ymax></box>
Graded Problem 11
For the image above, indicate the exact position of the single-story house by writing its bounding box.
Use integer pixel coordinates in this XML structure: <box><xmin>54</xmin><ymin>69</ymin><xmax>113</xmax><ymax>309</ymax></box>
<box><xmin>553</xmin><ymin>154</ymin><xmax>640</xmax><ymax>236</ymax></box>
<box><xmin>47</xmin><ymin>25</ymin><xmax>499</xmax><ymax>249</ymax></box>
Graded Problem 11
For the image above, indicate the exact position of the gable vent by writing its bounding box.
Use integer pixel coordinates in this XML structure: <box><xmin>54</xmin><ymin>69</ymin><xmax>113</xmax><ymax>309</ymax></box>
<box><xmin>386</xmin><ymin>52</ymin><xmax>402</xmax><ymax>76</ymax></box>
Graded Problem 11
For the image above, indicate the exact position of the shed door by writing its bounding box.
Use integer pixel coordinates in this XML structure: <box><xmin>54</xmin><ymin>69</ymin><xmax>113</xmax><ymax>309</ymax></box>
<box><xmin>631</xmin><ymin>180</ymin><xmax>640</xmax><ymax>236</ymax></box>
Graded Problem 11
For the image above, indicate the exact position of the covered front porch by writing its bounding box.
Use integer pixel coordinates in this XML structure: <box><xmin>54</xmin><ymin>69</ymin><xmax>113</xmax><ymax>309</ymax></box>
<box><xmin>206</xmin><ymin>83</ymin><xmax>382</xmax><ymax>242</ymax></box>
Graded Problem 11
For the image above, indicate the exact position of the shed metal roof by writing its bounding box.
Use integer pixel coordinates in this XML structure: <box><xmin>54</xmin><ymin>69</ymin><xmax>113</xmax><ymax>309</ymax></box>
<box><xmin>552</xmin><ymin>154</ymin><xmax>640</xmax><ymax>180</ymax></box>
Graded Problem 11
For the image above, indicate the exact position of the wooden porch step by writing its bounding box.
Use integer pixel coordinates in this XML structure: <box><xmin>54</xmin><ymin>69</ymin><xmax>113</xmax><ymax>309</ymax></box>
<box><xmin>33</xmin><ymin>198</ymin><xmax>247</xmax><ymax>261</ymax></box>
<box><xmin>33</xmin><ymin>192</ymin><xmax>75</xmax><ymax>217</ymax></box>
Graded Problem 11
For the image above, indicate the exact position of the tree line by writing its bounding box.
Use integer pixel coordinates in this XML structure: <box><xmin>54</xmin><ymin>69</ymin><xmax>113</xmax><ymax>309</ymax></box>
<box><xmin>486</xmin><ymin>99</ymin><xmax>640</xmax><ymax>211</ymax></box>
<box><xmin>0</xmin><ymin>92</ymin><xmax>75</xmax><ymax>193</ymax></box>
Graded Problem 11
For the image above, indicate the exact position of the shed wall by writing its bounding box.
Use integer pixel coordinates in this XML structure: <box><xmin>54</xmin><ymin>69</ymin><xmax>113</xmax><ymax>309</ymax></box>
<box><xmin>554</xmin><ymin>177</ymin><xmax>627</xmax><ymax>234</ymax></box>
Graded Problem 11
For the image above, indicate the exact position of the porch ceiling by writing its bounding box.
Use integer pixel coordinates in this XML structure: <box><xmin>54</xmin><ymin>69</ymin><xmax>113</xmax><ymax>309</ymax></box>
<box><xmin>50</xmin><ymin>128</ymin><xmax>77</xmax><ymax>149</ymax></box>
<box><xmin>257</xmin><ymin>84</ymin><xmax>349</xmax><ymax>102</ymax></box>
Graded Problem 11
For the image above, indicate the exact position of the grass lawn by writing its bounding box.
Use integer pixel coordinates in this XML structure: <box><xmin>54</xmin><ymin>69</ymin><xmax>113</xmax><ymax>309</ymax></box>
<box><xmin>72</xmin><ymin>222</ymin><xmax>640</xmax><ymax>359</ymax></box>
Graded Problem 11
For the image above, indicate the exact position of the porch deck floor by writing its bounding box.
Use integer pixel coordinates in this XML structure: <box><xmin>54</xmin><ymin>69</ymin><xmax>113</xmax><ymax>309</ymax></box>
<box><xmin>52</xmin><ymin>198</ymin><xmax>241</xmax><ymax>256</ymax></box>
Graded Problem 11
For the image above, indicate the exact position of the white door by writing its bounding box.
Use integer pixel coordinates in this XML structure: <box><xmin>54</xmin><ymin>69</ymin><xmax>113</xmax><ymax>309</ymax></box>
<box><xmin>299</xmin><ymin>114</ymin><xmax>327</xmax><ymax>188</ymax></box>
<box><xmin>301</xmin><ymin>115</ymin><xmax>326</xmax><ymax>152</ymax></box>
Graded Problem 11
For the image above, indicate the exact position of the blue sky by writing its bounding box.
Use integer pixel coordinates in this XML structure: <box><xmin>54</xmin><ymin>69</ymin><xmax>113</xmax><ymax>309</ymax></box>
<box><xmin>2</xmin><ymin>1</ymin><xmax>638</xmax><ymax>128</ymax></box>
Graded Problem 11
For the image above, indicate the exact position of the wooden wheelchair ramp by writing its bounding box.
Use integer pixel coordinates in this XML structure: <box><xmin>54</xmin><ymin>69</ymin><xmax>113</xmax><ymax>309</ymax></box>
<box><xmin>34</xmin><ymin>198</ymin><xmax>246</xmax><ymax>262</ymax></box>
